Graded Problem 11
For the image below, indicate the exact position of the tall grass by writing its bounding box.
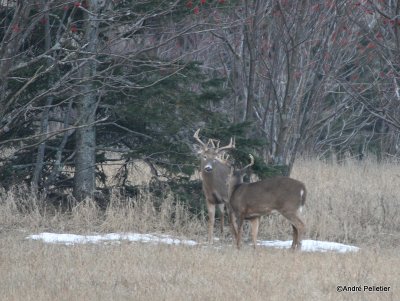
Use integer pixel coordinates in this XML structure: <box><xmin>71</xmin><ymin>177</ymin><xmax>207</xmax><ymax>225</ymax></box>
<box><xmin>0</xmin><ymin>186</ymin><xmax>205</xmax><ymax>239</ymax></box>
<box><xmin>1</xmin><ymin>158</ymin><xmax>399</xmax><ymax>247</ymax></box>
<box><xmin>291</xmin><ymin>158</ymin><xmax>400</xmax><ymax>248</ymax></box>
<box><xmin>1</xmin><ymin>158</ymin><xmax>399</xmax><ymax>301</ymax></box>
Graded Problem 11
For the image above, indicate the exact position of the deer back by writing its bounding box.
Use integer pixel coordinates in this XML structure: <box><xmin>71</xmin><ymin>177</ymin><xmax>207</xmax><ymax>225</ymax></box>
<box><xmin>230</xmin><ymin>176</ymin><xmax>306</xmax><ymax>214</ymax></box>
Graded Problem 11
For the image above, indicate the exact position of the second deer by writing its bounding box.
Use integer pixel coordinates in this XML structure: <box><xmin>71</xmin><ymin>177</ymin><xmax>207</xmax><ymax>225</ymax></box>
<box><xmin>227</xmin><ymin>155</ymin><xmax>306</xmax><ymax>250</ymax></box>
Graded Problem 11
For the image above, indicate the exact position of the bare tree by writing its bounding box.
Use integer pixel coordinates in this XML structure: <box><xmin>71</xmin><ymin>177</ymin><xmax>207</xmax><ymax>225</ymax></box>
<box><xmin>1</xmin><ymin>0</ymin><xmax>226</xmax><ymax>199</ymax></box>
<box><xmin>72</xmin><ymin>0</ymin><xmax>106</xmax><ymax>201</ymax></box>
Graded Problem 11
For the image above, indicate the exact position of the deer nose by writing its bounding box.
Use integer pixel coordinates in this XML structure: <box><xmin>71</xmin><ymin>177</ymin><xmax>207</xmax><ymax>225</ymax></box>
<box><xmin>204</xmin><ymin>164</ymin><xmax>213</xmax><ymax>172</ymax></box>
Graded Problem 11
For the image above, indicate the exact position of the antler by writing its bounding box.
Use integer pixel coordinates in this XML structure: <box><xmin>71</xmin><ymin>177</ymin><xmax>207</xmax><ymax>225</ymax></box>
<box><xmin>193</xmin><ymin>128</ymin><xmax>207</xmax><ymax>148</ymax></box>
<box><xmin>241</xmin><ymin>154</ymin><xmax>254</xmax><ymax>171</ymax></box>
<box><xmin>194</xmin><ymin>128</ymin><xmax>235</xmax><ymax>153</ymax></box>
<box><xmin>208</xmin><ymin>139</ymin><xmax>220</xmax><ymax>149</ymax></box>
<box><xmin>216</xmin><ymin>137</ymin><xmax>235</xmax><ymax>153</ymax></box>
<box><xmin>219</xmin><ymin>152</ymin><xmax>230</xmax><ymax>162</ymax></box>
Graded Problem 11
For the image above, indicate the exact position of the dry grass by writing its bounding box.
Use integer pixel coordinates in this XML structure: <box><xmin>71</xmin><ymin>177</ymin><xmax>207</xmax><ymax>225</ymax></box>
<box><xmin>0</xmin><ymin>158</ymin><xmax>399</xmax><ymax>300</ymax></box>
<box><xmin>1</xmin><ymin>233</ymin><xmax>398</xmax><ymax>301</ymax></box>
<box><xmin>291</xmin><ymin>158</ymin><xmax>400</xmax><ymax>248</ymax></box>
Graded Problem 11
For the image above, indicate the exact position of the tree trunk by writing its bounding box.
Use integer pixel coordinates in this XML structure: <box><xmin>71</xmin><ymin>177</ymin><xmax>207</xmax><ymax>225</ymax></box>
<box><xmin>244</xmin><ymin>0</ymin><xmax>261</xmax><ymax>122</ymax></box>
<box><xmin>73</xmin><ymin>0</ymin><xmax>103</xmax><ymax>201</ymax></box>
<box><xmin>32</xmin><ymin>2</ymin><xmax>53</xmax><ymax>193</ymax></box>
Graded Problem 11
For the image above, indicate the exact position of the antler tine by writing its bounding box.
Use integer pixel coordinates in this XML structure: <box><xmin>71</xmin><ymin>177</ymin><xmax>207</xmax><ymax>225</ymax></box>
<box><xmin>217</xmin><ymin>137</ymin><xmax>235</xmax><ymax>153</ymax></box>
<box><xmin>193</xmin><ymin>128</ymin><xmax>206</xmax><ymax>147</ymax></box>
<box><xmin>216</xmin><ymin>152</ymin><xmax>231</xmax><ymax>165</ymax></box>
<box><xmin>241</xmin><ymin>154</ymin><xmax>254</xmax><ymax>171</ymax></box>
<box><xmin>208</xmin><ymin>138</ymin><xmax>220</xmax><ymax>149</ymax></box>
<box><xmin>221</xmin><ymin>153</ymin><xmax>230</xmax><ymax>162</ymax></box>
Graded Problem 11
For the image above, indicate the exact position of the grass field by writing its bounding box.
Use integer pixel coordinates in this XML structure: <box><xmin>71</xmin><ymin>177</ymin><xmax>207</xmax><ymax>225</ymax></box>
<box><xmin>0</xmin><ymin>158</ymin><xmax>399</xmax><ymax>300</ymax></box>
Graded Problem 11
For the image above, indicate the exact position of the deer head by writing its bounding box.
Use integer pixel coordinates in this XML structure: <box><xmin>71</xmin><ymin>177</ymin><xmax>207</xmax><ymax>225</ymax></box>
<box><xmin>228</xmin><ymin>154</ymin><xmax>255</xmax><ymax>194</ymax></box>
<box><xmin>193</xmin><ymin>128</ymin><xmax>235</xmax><ymax>173</ymax></box>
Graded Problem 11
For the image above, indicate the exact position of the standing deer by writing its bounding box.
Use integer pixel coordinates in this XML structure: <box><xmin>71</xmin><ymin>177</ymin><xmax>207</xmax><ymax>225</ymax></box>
<box><xmin>228</xmin><ymin>155</ymin><xmax>306</xmax><ymax>250</ymax></box>
<box><xmin>193</xmin><ymin>129</ymin><xmax>235</xmax><ymax>243</ymax></box>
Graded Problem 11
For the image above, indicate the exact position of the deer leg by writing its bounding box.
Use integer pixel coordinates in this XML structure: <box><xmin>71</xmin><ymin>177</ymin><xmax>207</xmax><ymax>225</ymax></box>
<box><xmin>295</xmin><ymin>216</ymin><xmax>305</xmax><ymax>250</ymax></box>
<box><xmin>281</xmin><ymin>212</ymin><xmax>305</xmax><ymax>251</ymax></box>
<box><xmin>249</xmin><ymin>217</ymin><xmax>260</xmax><ymax>249</ymax></box>
<box><xmin>291</xmin><ymin>225</ymin><xmax>298</xmax><ymax>249</ymax></box>
<box><xmin>236</xmin><ymin>216</ymin><xmax>244</xmax><ymax>249</ymax></box>
<box><xmin>218</xmin><ymin>203</ymin><xmax>225</xmax><ymax>235</ymax></box>
<box><xmin>206</xmin><ymin>202</ymin><xmax>216</xmax><ymax>244</ymax></box>
<box><xmin>228</xmin><ymin>208</ymin><xmax>238</xmax><ymax>241</ymax></box>
<box><xmin>292</xmin><ymin>215</ymin><xmax>305</xmax><ymax>250</ymax></box>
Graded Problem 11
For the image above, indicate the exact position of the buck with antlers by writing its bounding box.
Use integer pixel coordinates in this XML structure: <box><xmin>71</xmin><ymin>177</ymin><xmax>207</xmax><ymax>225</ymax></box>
<box><xmin>193</xmin><ymin>129</ymin><xmax>235</xmax><ymax>243</ymax></box>
<box><xmin>227</xmin><ymin>154</ymin><xmax>306</xmax><ymax>250</ymax></box>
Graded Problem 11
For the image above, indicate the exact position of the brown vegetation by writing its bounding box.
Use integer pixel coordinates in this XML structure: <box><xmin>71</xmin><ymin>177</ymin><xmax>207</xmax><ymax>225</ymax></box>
<box><xmin>0</xmin><ymin>158</ymin><xmax>399</xmax><ymax>300</ymax></box>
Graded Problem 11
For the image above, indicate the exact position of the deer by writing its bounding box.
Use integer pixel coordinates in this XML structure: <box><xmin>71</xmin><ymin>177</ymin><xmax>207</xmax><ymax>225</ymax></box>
<box><xmin>227</xmin><ymin>154</ymin><xmax>306</xmax><ymax>250</ymax></box>
<box><xmin>193</xmin><ymin>129</ymin><xmax>235</xmax><ymax>244</ymax></box>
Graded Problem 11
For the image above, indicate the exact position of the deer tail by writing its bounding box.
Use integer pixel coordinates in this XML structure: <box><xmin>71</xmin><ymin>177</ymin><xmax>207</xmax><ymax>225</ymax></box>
<box><xmin>299</xmin><ymin>186</ymin><xmax>306</xmax><ymax>213</ymax></box>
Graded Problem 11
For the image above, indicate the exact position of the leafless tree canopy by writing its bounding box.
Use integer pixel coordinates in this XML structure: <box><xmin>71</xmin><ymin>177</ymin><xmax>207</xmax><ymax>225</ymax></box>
<box><xmin>1</xmin><ymin>0</ymin><xmax>399</xmax><ymax>201</ymax></box>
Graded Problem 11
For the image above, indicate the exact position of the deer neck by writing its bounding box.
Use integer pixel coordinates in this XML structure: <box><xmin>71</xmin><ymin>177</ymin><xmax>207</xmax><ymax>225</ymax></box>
<box><xmin>201</xmin><ymin>163</ymin><xmax>230</xmax><ymax>199</ymax></box>
<box><xmin>227</xmin><ymin>173</ymin><xmax>243</xmax><ymax>201</ymax></box>
<box><xmin>202</xmin><ymin>170</ymin><xmax>224</xmax><ymax>189</ymax></box>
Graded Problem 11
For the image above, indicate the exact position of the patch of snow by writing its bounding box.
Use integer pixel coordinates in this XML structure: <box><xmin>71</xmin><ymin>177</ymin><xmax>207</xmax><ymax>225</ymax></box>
<box><xmin>27</xmin><ymin>232</ymin><xmax>197</xmax><ymax>246</ymax></box>
<box><xmin>27</xmin><ymin>233</ymin><xmax>359</xmax><ymax>253</ymax></box>
<box><xmin>258</xmin><ymin>239</ymin><xmax>359</xmax><ymax>253</ymax></box>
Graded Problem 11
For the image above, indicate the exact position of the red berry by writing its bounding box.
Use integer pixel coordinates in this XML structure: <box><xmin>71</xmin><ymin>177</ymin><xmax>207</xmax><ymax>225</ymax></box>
<box><xmin>74</xmin><ymin>2</ymin><xmax>81</xmax><ymax>7</ymax></box>
<box><xmin>12</xmin><ymin>24</ymin><xmax>20</xmax><ymax>32</ymax></box>
<box><xmin>194</xmin><ymin>6</ymin><xmax>199</xmax><ymax>14</ymax></box>
<box><xmin>201</xmin><ymin>0</ymin><xmax>206</xmax><ymax>4</ymax></box>
<box><xmin>366</xmin><ymin>42</ymin><xmax>375</xmax><ymax>49</ymax></box>
<box><xmin>186</xmin><ymin>1</ymin><xmax>193</xmax><ymax>8</ymax></box>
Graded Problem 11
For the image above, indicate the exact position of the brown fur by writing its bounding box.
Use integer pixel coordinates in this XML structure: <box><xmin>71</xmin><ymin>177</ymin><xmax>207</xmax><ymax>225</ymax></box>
<box><xmin>228</xmin><ymin>158</ymin><xmax>306</xmax><ymax>250</ymax></box>
<box><xmin>194</xmin><ymin>129</ymin><xmax>235</xmax><ymax>243</ymax></box>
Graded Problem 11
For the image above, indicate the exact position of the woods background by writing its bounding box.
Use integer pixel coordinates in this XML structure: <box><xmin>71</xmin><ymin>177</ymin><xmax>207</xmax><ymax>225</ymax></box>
<box><xmin>1</xmin><ymin>0</ymin><xmax>400</xmax><ymax>206</ymax></box>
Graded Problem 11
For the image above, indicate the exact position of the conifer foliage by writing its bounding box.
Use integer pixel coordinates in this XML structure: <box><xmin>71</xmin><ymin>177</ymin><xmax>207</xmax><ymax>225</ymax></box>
<box><xmin>0</xmin><ymin>1</ymin><xmax>399</xmax><ymax>206</ymax></box>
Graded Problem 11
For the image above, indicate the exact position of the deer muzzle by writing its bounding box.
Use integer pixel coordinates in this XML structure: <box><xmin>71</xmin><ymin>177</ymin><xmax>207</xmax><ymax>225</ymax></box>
<box><xmin>204</xmin><ymin>163</ymin><xmax>213</xmax><ymax>172</ymax></box>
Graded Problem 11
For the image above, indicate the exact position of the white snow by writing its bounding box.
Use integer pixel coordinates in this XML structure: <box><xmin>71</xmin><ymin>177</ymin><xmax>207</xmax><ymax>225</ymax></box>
<box><xmin>257</xmin><ymin>239</ymin><xmax>360</xmax><ymax>253</ymax></box>
<box><xmin>27</xmin><ymin>232</ymin><xmax>197</xmax><ymax>246</ymax></box>
<box><xmin>27</xmin><ymin>232</ymin><xmax>359</xmax><ymax>253</ymax></box>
